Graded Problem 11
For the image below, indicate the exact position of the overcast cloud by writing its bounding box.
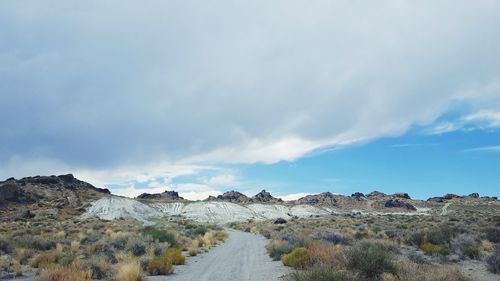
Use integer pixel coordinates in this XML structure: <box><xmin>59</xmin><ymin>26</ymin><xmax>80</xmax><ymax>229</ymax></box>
<box><xmin>1</xmin><ymin>1</ymin><xmax>500</xmax><ymax>192</ymax></box>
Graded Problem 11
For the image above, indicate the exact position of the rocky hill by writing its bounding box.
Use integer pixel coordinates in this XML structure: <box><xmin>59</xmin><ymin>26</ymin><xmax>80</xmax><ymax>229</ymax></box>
<box><xmin>0</xmin><ymin>174</ymin><xmax>110</xmax><ymax>220</ymax></box>
<box><xmin>137</xmin><ymin>190</ymin><xmax>184</xmax><ymax>201</ymax></box>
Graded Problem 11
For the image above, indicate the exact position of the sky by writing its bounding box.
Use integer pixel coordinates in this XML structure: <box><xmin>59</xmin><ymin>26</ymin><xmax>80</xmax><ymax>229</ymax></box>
<box><xmin>1</xmin><ymin>1</ymin><xmax>499</xmax><ymax>200</ymax></box>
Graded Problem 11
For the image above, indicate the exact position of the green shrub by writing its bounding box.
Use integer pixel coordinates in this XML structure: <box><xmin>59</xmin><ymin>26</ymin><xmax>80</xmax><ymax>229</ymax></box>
<box><xmin>147</xmin><ymin>255</ymin><xmax>173</xmax><ymax>275</ymax></box>
<box><xmin>286</xmin><ymin>267</ymin><xmax>353</xmax><ymax>281</ymax></box>
<box><xmin>420</xmin><ymin>242</ymin><xmax>449</xmax><ymax>256</ymax></box>
<box><xmin>142</xmin><ymin>227</ymin><xmax>176</xmax><ymax>245</ymax></box>
<box><xmin>346</xmin><ymin>242</ymin><xmax>396</xmax><ymax>280</ymax></box>
<box><xmin>463</xmin><ymin>247</ymin><xmax>480</xmax><ymax>259</ymax></box>
<box><xmin>163</xmin><ymin>248</ymin><xmax>185</xmax><ymax>265</ymax></box>
<box><xmin>282</xmin><ymin>247</ymin><xmax>310</xmax><ymax>269</ymax></box>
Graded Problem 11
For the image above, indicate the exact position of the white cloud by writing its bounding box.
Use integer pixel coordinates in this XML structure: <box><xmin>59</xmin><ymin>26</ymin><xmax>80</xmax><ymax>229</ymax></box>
<box><xmin>279</xmin><ymin>193</ymin><xmax>312</xmax><ymax>201</ymax></box>
<box><xmin>463</xmin><ymin>145</ymin><xmax>500</xmax><ymax>153</ymax></box>
<box><xmin>463</xmin><ymin>110</ymin><xmax>500</xmax><ymax>128</ymax></box>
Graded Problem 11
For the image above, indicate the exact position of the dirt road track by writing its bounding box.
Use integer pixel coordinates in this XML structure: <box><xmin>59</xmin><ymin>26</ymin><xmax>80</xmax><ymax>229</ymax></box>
<box><xmin>146</xmin><ymin>229</ymin><xmax>290</xmax><ymax>281</ymax></box>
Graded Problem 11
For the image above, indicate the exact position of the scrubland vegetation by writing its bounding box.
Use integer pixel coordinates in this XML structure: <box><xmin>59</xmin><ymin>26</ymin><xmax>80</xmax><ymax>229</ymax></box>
<box><xmin>0</xmin><ymin>218</ymin><xmax>227</xmax><ymax>280</ymax></box>
<box><xmin>234</xmin><ymin>201</ymin><xmax>500</xmax><ymax>281</ymax></box>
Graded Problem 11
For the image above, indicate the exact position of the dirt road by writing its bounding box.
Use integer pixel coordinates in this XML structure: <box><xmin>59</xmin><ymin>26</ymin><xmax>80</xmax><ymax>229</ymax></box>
<box><xmin>147</xmin><ymin>229</ymin><xmax>290</xmax><ymax>281</ymax></box>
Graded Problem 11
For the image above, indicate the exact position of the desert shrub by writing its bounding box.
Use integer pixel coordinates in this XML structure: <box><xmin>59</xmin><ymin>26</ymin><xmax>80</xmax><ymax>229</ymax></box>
<box><xmin>31</xmin><ymin>251</ymin><xmax>59</xmax><ymax>268</ymax></box>
<box><xmin>282</xmin><ymin>247</ymin><xmax>310</xmax><ymax>269</ymax></box>
<box><xmin>71</xmin><ymin>241</ymin><xmax>80</xmax><ymax>253</ymax></box>
<box><xmin>147</xmin><ymin>255</ymin><xmax>173</xmax><ymax>275</ymax></box>
<box><xmin>395</xmin><ymin>261</ymin><xmax>471</xmax><ymax>281</ymax></box>
<box><xmin>420</xmin><ymin>242</ymin><xmax>449</xmax><ymax>256</ymax></box>
<box><xmin>266</xmin><ymin>240</ymin><xmax>293</xmax><ymax>261</ymax></box>
<box><xmin>163</xmin><ymin>248</ymin><xmax>185</xmax><ymax>265</ymax></box>
<box><xmin>450</xmin><ymin>233</ymin><xmax>480</xmax><ymax>259</ymax></box>
<box><xmin>480</xmin><ymin>240</ymin><xmax>494</xmax><ymax>252</ymax></box>
<box><xmin>111</xmin><ymin>237</ymin><xmax>129</xmax><ymax>250</ymax></box>
<box><xmin>187</xmin><ymin>240</ymin><xmax>198</xmax><ymax>256</ymax></box>
<box><xmin>0</xmin><ymin>238</ymin><xmax>12</xmax><ymax>254</ymax></box>
<box><xmin>87</xmin><ymin>256</ymin><xmax>111</xmax><ymax>280</ymax></box>
<box><xmin>116</xmin><ymin>262</ymin><xmax>143</xmax><ymax>281</ymax></box>
<box><xmin>314</xmin><ymin>233</ymin><xmax>351</xmax><ymax>245</ymax></box>
<box><xmin>127</xmin><ymin>241</ymin><xmax>146</xmax><ymax>257</ymax></box>
<box><xmin>186</xmin><ymin>225</ymin><xmax>208</xmax><ymax>237</ymax></box>
<box><xmin>307</xmin><ymin>242</ymin><xmax>340</xmax><ymax>267</ymax></box>
<box><xmin>346</xmin><ymin>242</ymin><xmax>396</xmax><ymax>279</ymax></box>
<box><xmin>143</xmin><ymin>227</ymin><xmax>176</xmax><ymax>245</ymax></box>
<box><xmin>285</xmin><ymin>267</ymin><xmax>353</xmax><ymax>281</ymax></box>
<box><xmin>15</xmin><ymin>248</ymin><xmax>35</xmax><ymax>265</ymax></box>
<box><xmin>201</xmin><ymin>231</ymin><xmax>217</xmax><ymax>249</ymax></box>
<box><xmin>37</xmin><ymin>264</ymin><xmax>91</xmax><ymax>281</ymax></box>
<box><xmin>407</xmin><ymin>226</ymin><xmax>459</xmax><ymax>247</ymax></box>
<box><xmin>14</xmin><ymin>235</ymin><xmax>56</xmax><ymax>251</ymax></box>
<box><xmin>486</xmin><ymin>247</ymin><xmax>500</xmax><ymax>274</ymax></box>
<box><xmin>215</xmin><ymin>230</ymin><xmax>228</xmax><ymax>241</ymax></box>
<box><xmin>484</xmin><ymin>227</ymin><xmax>500</xmax><ymax>243</ymax></box>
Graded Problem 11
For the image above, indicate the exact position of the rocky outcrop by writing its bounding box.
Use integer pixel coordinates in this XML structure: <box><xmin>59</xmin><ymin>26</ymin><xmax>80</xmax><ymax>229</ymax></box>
<box><xmin>468</xmin><ymin>193</ymin><xmax>480</xmax><ymax>198</ymax></box>
<box><xmin>384</xmin><ymin>199</ymin><xmax>417</xmax><ymax>211</ymax></box>
<box><xmin>351</xmin><ymin>192</ymin><xmax>366</xmax><ymax>201</ymax></box>
<box><xmin>252</xmin><ymin>190</ymin><xmax>282</xmax><ymax>202</ymax></box>
<box><xmin>367</xmin><ymin>191</ymin><xmax>386</xmax><ymax>197</ymax></box>
<box><xmin>216</xmin><ymin>191</ymin><xmax>251</xmax><ymax>203</ymax></box>
<box><xmin>137</xmin><ymin>190</ymin><xmax>184</xmax><ymax>201</ymax></box>
<box><xmin>393</xmin><ymin>193</ymin><xmax>411</xmax><ymax>200</ymax></box>
<box><xmin>297</xmin><ymin>192</ymin><xmax>337</xmax><ymax>206</ymax></box>
<box><xmin>443</xmin><ymin>194</ymin><xmax>462</xmax><ymax>200</ymax></box>
<box><xmin>0</xmin><ymin>174</ymin><xmax>110</xmax><ymax>210</ymax></box>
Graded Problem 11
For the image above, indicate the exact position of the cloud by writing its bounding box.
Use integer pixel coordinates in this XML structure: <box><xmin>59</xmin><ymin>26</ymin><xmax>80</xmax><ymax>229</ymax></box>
<box><xmin>427</xmin><ymin>109</ymin><xmax>500</xmax><ymax>135</ymax></box>
<box><xmin>1</xmin><ymin>1</ymin><xmax>500</xmax><ymax>184</ymax></box>
<box><xmin>463</xmin><ymin>145</ymin><xmax>500</xmax><ymax>153</ymax></box>
<box><xmin>279</xmin><ymin>193</ymin><xmax>312</xmax><ymax>201</ymax></box>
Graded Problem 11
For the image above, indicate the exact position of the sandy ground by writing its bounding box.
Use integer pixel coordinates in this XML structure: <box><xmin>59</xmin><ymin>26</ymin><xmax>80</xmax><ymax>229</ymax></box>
<box><xmin>147</xmin><ymin>229</ymin><xmax>291</xmax><ymax>281</ymax></box>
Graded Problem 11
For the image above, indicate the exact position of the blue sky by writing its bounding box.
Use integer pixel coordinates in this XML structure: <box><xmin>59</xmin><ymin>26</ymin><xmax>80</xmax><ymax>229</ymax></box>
<box><xmin>1</xmin><ymin>1</ymin><xmax>499</xmax><ymax>200</ymax></box>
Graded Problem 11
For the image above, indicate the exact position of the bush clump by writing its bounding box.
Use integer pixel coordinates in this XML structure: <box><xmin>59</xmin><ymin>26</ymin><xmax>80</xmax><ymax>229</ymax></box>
<box><xmin>142</xmin><ymin>227</ymin><xmax>176</xmax><ymax>246</ymax></box>
<box><xmin>286</xmin><ymin>267</ymin><xmax>353</xmax><ymax>281</ymax></box>
<box><xmin>163</xmin><ymin>248</ymin><xmax>185</xmax><ymax>265</ymax></box>
<box><xmin>420</xmin><ymin>242</ymin><xmax>449</xmax><ymax>256</ymax></box>
<box><xmin>346</xmin><ymin>242</ymin><xmax>396</xmax><ymax>280</ymax></box>
<box><xmin>147</xmin><ymin>254</ymin><xmax>173</xmax><ymax>275</ymax></box>
<box><xmin>116</xmin><ymin>262</ymin><xmax>143</xmax><ymax>281</ymax></box>
<box><xmin>37</xmin><ymin>264</ymin><xmax>91</xmax><ymax>281</ymax></box>
<box><xmin>486</xmin><ymin>247</ymin><xmax>500</xmax><ymax>274</ymax></box>
<box><xmin>266</xmin><ymin>240</ymin><xmax>293</xmax><ymax>261</ymax></box>
<box><xmin>282</xmin><ymin>247</ymin><xmax>310</xmax><ymax>269</ymax></box>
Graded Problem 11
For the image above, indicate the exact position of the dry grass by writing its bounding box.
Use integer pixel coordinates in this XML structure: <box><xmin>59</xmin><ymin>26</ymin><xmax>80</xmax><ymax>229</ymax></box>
<box><xmin>36</xmin><ymin>264</ymin><xmax>91</xmax><ymax>281</ymax></box>
<box><xmin>70</xmin><ymin>241</ymin><xmax>80</xmax><ymax>253</ymax></box>
<box><xmin>116</xmin><ymin>262</ymin><xmax>143</xmax><ymax>281</ymax></box>
<box><xmin>188</xmin><ymin>239</ymin><xmax>198</xmax><ymax>256</ymax></box>
<box><xmin>307</xmin><ymin>242</ymin><xmax>344</xmax><ymax>268</ymax></box>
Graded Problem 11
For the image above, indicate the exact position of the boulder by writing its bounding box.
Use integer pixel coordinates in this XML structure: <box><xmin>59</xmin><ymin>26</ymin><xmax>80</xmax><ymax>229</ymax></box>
<box><xmin>274</xmin><ymin>218</ymin><xmax>287</xmax><ymax>224</ymax></box>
